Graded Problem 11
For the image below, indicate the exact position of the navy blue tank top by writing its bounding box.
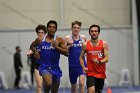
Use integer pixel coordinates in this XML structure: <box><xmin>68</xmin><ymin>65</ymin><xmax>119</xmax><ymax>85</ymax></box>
<box><xmin>39</xmin><ymin>36</ymin><xmax>60</xmax><ymax>67</ymax></box>
<box><xmin>68</xmin><ymin>35</ymin><xmax>86</xmax><ymax>67</ymax></box>
<box><xmin>35</xmin><ymin>35</ymin><xmax>47</xmax><ymax>64</ymax></box>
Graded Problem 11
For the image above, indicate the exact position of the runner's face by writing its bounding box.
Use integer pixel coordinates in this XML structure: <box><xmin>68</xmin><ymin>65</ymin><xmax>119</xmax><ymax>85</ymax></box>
<box><xmin>47</xmin><ymin>23</ymin><xmax>56</xmax><ymax>36</ymax></box>
<box><xmin>89</xmin><ymin>27</ymin><xmax>100</xmax><ymax>40</ymax></box>
<box><xmin>72</xmin><ymin>24</ymin><xmax>80</xmax><ymax>36</ymax></box>
<box><xmin>37</xmin><ymin>29</ymin><xmax>45</xmax><ymax>38</ymax></box>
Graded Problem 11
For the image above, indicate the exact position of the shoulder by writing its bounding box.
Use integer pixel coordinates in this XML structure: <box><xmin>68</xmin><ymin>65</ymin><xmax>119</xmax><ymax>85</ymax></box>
<box><xmin>56</xmin><ymin>36</ymin><xmax>65</xmax><ymax>42</ymax></box>
<box><xmin>35</xmin><ymin>37</ymin><xmax>42</xmax><ymax>43</ymax></box>
<box><xmin>84</xmin><ymin>41</ymin><xmax>87</xmax><ymax>46</ymax></box>
<box><xmin>64</xmin><ymin>35</ymin><xmax>71</xmax><ymax>39</ymax></box>
<box><xmin>80</xmin><ymin>35</ymin><xmax>87</xmax><ymax>42</ymax></box>
<box><xmin>102</xmin><ymin>40</ymin><xmax>108</xmax><ymax>44</ymax></box>
<box><xmin>80</xmin><ymin>35</ymin><xmax>86</xmax><ymax>38</ymax></box>
<box><xmin>80</xmin><ymin>35</ymin><xmax>86</xmax><ymax>39</ymax></box>
<box><xmin>64</xmin><ymin>35</ymin><xmax>71</xmax><ymax>41</ymax></box>
<box><xmin>56</xmin><ymin>36</ymin><xmax>62</xmax><ymax>40</ymax></box>
<box><xmin>14</xmin><ymin>53</ymin><xmax>16</xmax><ymax>56</ymax></box>
<box><xmin>83</xmin><ymin>40</ymin><xmax>88</xmax><ymax>47</ymax></box>
<box><xmin>15</xmin><ymin>52</ymin><xmax>20</xmax><ymax>57</ymax></box>
<box><xmin>85</xmin><ymin>40</ymin><xmax>91</xmax><ymax>46</ymax></box>
<box><xmin>102</xmin><ymin>40</ymin><xmax>108</xmax><ymax>48</ymax></box>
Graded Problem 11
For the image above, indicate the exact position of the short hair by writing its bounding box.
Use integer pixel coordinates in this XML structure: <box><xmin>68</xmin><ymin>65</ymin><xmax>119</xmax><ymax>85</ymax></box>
<box><xmin>35</xmin><ymin>24</ymin><xmax>47</xmax><ymax>34</ymax></box>
<box><xmin>15</xmin><ymin>46</ymin><xmax>20</xmax><ymax>50</ymax></box>
<box><xmin>89</xmin><ymin>24</ymin><xmax>100</xmax><ymax>33</ymax></box>
<box><xmin>47</xmin><ymin>20</ymin><xmax>57</xmax><ymax>30</ymax></box>
<box><xmin>71</xmin><ymin>21</ymin><xmax>82</xmax><ymax>28</ymax></box>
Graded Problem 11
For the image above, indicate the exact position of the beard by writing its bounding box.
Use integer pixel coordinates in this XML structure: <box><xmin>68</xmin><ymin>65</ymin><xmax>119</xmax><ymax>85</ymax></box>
<box><xmin>91</xmin><ymin>36</ymin><xmax>98</xmax><ymax>40</ymax></box>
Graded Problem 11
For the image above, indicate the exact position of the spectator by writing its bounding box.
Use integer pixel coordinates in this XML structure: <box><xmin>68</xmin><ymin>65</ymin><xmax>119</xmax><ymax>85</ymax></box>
<box><xmin>13</xmin><ymin>46</ymin><xmax>23</xmax><ymax>89</ymax></box>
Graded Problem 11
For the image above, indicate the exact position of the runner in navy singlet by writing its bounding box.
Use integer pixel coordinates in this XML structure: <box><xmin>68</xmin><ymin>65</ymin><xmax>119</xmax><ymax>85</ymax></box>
<box><xmin>30</xmin><ymin>20</ymin><xmax>68</xmax><ymax>93</ymax></box>
<box><xmin>27</xmin><ymin>24</ymin><xmax>47</xmax><ymax>93</ymax></box>
<box><xmin>64</xmin><ymin>21</ymin><xmax>87</xmax><ymax>93</ymax></box>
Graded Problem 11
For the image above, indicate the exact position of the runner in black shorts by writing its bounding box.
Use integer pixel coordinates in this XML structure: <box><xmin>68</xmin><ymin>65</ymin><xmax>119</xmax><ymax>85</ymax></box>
<box><xmin>80</xmin><ymin>24</ymin><xmax>109</xmax><ymax>93</ymax></box>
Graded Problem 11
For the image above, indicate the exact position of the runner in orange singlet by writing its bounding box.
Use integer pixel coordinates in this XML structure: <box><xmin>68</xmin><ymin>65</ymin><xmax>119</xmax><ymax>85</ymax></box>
<box><xmin>79</xmin><ymin>24</ymin><xmax>109</xmax><ymax>93</ymax></box>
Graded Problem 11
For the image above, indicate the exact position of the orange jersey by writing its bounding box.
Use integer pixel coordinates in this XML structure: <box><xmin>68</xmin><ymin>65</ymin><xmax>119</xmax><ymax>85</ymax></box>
<box><xmin>86</xmin><ymin>40</ymin><xmax>106</xmax><ymax>79</ymax></box>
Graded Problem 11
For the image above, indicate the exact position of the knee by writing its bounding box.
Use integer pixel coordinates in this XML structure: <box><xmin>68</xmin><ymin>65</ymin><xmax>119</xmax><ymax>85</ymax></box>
<box><xmin>36</xmin><ymin>83</ymin><xmax>42</xmax><ymax>88</ymax></box>
<box><xmin>45</xmin><ymin>80</ymin><xmax>52</xmax><ymax>86</ymax></box>
<box><xmin>79</xmin><ymin>81</ymin><xmax>85</xmax><ymax>87</ymax></box>
<box><xmin>43</xmin><ymin>77</ymin><xmax>52</xmax><ymax>86</ymax></box>
<box><xmin>88</xmin><ymin>89</ymin><xmax>95</xmax><ymax>93</ymax></box>
<box><xmin>71</xmin><ymin>84</ymin><xmax>77</xmax><ymax>90</ymax></box>
<box><xmin>43</xmin><ymin>74</ymin><xmax>52</xmax><ymax>87</ymax></box>
<box><xmin>87</xmin><ymin>87</ymin><xmax>95</xmax><ymax>93</ymax></box>
<box><xmin>79</xmin><ymin>79</ymin><xmax>85</xmax><ymax>87</ymax></box>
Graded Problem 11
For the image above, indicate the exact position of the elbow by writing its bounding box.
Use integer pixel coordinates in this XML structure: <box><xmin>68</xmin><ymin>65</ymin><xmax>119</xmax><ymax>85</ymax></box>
<box><xmin>105</xmin><ymin>58</ymin><xmax>109</xmax><ymax>63</ymax></box>
<box><xmin>106</xmin><ymin>60</ymin><xmax>109</xmax><ymax>63</ymax></box>
<box><xmin>105</xmin><ymin>56</ymin><xmax>109</xmax><ymax>63</ymax></box>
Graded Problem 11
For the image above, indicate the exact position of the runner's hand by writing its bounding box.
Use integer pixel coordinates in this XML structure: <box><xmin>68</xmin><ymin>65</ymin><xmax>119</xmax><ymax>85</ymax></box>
<box><xmin>34</xmin><ymin>52</ymin><xmax>40</xmax><ymax>59</ymax></box>
<box><xmin>83</xmin><ymin>67</ymin><xmax>88</xmax><ymax>73</ymax></box>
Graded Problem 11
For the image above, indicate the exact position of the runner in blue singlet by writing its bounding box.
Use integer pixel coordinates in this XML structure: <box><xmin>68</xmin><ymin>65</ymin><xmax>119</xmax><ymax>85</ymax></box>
<box><xmin>30</xmin><ymin>20</ymin><xmax>68</xmax><ymax>93</ymax></box>
<box><xmin>64</xmin><ymin>21</ymin><xmax>87</xmax><ymax>93</ymax></box>
<box><xmin>27</xmin><ymin>24</ymin><xmax>47</xmax><ymax>93</ymax></box>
